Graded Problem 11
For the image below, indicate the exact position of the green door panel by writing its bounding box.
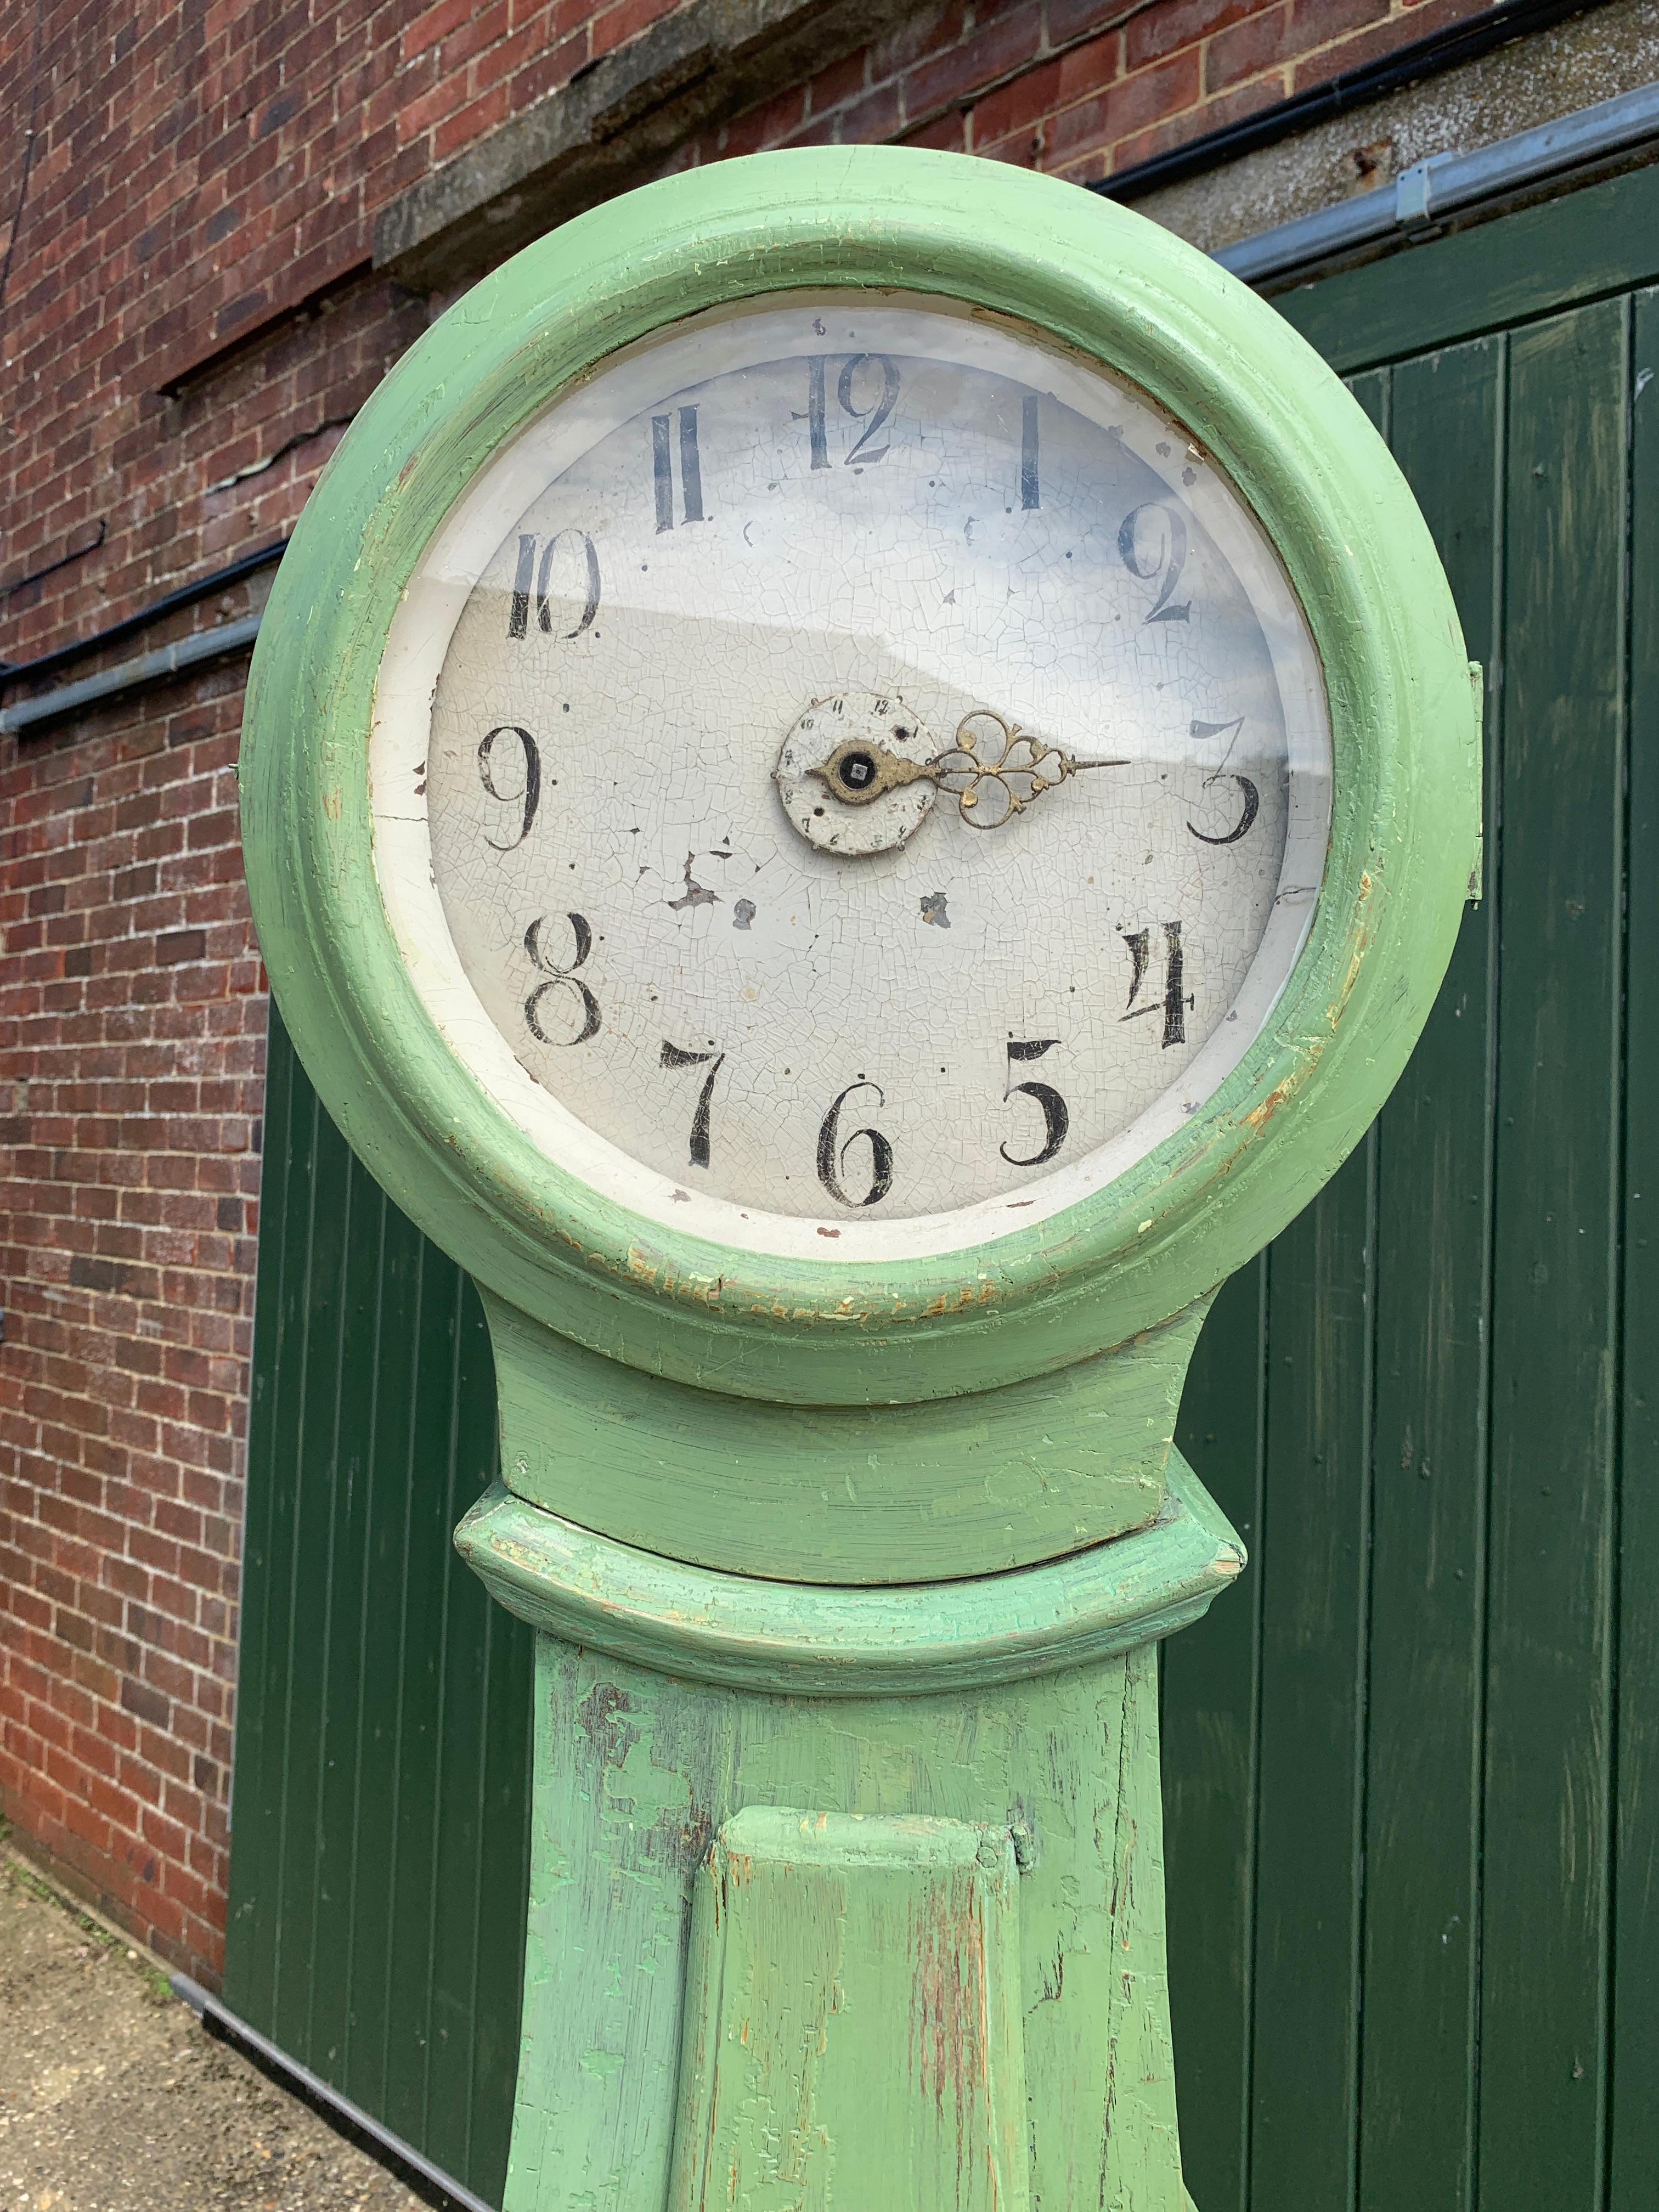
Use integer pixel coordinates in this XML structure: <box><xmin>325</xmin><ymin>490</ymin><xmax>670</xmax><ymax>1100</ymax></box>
<box><xmin>227</xmin><ymin>178</ymin><xmax>1659</xmax><ymax>2211</ymax></box>
<box><xmin>1167</xmin><ymin>275</ymin><xmax>1650</xmax><ymax>2212</ymax></box>
<box><xmin>225</xmin><ymin>1002</ymin><xmax>532</xmax><ymax>2206</ymax></box>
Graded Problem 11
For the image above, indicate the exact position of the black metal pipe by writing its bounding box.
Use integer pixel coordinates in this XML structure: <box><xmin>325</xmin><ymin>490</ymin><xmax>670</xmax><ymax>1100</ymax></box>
<box><xmin>0</xmin><ymin>535</ymin><xmax>288</xmax><ymax>688</ymax></box>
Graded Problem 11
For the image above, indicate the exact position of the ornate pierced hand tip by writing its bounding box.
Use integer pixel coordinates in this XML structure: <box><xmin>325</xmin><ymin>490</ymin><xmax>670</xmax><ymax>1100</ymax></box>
<box><xmin>935</xmin><ymin>710</ymin><xmax>1129</xmax><ymax>831</ymax></box>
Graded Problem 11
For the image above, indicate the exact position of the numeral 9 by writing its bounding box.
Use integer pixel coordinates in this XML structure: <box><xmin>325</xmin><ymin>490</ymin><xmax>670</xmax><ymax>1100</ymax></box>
<box><xmin>477</xmin><ymin>724</ymin><xmax>540</xmax><ymax>850</ymax></box>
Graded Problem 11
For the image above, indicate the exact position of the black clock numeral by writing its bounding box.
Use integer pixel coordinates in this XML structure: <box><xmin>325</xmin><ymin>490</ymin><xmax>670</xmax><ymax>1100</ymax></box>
<box><xmin>1121</xmin><ymin>921</ymin><xmax>1192</xmax><ymax>1049</ymax></box>
<box><xmin>796</xmin><ymin>354</ymin><xmax>901</xmax><ymax>470</ymax></box>
<box><xmin>839</xmin><ymin>354</ymin><xmax>899</xmax><ymax>467</ymax></box>
<box><xmin>661</xmin><ymin>1041</ymin><xmax>725</xmax><ymax>1169</ymax></box>
<box><xmin>523</xmin><ymin>912</ymin><xmax>601</xmax><ymax>1046</ymax></box>
<box><xmin>1020</xmin><ymin>394</ymin><xmax>1041</xmax><ymax>511</ymax></box>
<box><xmin>1000</xmin><ymin>1039</ymin><xmax>1068</xmax><ymax>1166</ymax></box>
<box><xmin>798</xmin><ymin>356</ymin><xmax>831</xmax><ymax>470</ymax></box>
<box><xmin>1119</xmin><ymin>502</ymin><xmax>1190</xmax><ymax>623</ymax></box>
<box><xmin>1186</xmin><ymin>716</ymin><xmax>1258</xmax><ymax>844</ymax></box>
<box><xmin>507</xmin><ymin>529</ymin><xmax>601</xmax><ymax>641</ymax></box>
<box><xmin>477</xmin><ymin>724</ymin><xmax>541</xmax><ymax>850</ymax></box>
<box><xmin>1189</xmin><ymin>773</ymin><xmax>1260</xmax><ymax>846</ymax></box>
<box><xmin>816</xmin><ymin>1080</ymin><xmax>894</xmax><ymax>1207</ymax></box>
<box><xmin>652</xmin><ymin>407</ymin><xmax>705</xmax><ymax>531</ymax></box>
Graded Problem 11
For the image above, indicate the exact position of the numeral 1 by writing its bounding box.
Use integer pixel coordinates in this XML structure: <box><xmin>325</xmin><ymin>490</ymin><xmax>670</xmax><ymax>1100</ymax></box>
<box><xmin>798</xmin><ymin>356</ymin><xmax>830</xmax><ymax>469</ymax></box>
<box><xmin>1120</xmin><ymin>922</ymin><xmax>1192</xmax><ymax>1048</ymax></box>
<box><xmin>661</xmin><ymin>1041</ymin><xmax>725</xmax><ymax>1169</ymax></box>
<box><xmin>1020</xmin><ymin>394</ymin><xmax>1040</xmax><ymax>511</ymax></box>
<box><xmin>652</xmin><ymin>407</ymin><xmax>705</xmax><ymax>531</ymax></box>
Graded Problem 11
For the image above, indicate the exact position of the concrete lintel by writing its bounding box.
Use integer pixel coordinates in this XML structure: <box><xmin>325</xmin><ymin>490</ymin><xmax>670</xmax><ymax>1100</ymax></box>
<box><xmin>374</xmin><ymin>0</ymin><xmax>929</xmax><ymax>292</ymax></box>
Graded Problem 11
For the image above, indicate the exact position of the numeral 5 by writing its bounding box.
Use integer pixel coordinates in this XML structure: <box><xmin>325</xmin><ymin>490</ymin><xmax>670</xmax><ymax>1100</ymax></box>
<box><xmin>1001</xmin><ymin>1040</ymin><xmax>1069</xmax><ymax>1166</ymax></box>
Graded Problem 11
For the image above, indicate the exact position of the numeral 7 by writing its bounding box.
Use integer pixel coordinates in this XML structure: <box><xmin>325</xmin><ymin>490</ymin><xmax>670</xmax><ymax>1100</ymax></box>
<box><xmin>661</xmin><ymin>1041</ymin><xmax>724</xmax><ymax>1167</ymax></box>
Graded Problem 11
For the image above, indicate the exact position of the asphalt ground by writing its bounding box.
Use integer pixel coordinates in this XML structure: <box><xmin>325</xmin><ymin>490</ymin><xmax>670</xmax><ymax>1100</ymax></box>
<box><xmin>0</xmin><ymin>1844</ymin><xmax>426</xmax><ymax>2212</ymax></box>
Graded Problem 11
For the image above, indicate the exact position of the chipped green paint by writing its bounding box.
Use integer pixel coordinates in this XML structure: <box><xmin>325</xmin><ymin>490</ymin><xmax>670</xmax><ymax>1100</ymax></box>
<box><xmin>239</xmin><ymin>145</ymin><xmax>1479</xmax><ymax>1442</ymax></box>
<box><xmin>668</xmin><ymin>1812</ymin><xmax>1028</xmax><ymax>2212</ymax></box>
<box><xmin>455</xmin><ymin>1449</ymin><xmax>1243</xmax><ymax>1697</ymax></box>
<box><xmin>478</xmin><ymin>1284</ymin><xmax>1214</xmax><ymax>1582</ymax></box>
<box><xmin>236</xmin><ymin>146</ymin><xmax>1480</xmax><ymax>2212</ymax></box>
<box><xmin>507</xmin><ymin>1635</ymin><xmax>1186</xmax><ymax>2212</ymax></box>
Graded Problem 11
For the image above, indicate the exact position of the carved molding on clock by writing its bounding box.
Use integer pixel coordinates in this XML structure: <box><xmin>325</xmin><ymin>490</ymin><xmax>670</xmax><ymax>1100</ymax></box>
<box><xmin>373</xmin><ymin>0</ymin><xmax>937</xmax><ymax>293</ymax></box>
<box><xmin>453</xmin><ymin>1453</ymin><xmax>1245</xmax><ymax>1695</ymax></box>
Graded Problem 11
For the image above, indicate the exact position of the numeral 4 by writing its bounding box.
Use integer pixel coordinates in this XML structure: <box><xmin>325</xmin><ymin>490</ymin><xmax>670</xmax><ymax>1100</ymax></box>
<box><xmin>1120</xmin><ymin>922</ymin><xmax>1192</xmax><ymax>1048</ymax></box>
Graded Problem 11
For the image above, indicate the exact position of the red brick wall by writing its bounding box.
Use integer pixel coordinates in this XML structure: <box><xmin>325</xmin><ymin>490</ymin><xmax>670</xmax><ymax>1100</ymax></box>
<box><xmin>678</xmin><ymin>0</ymin><xmax>1488</xmax><ymax>175</ymax></box>
<box><xmin>0</xmin><ymin>0</ymin><xmax>1494</xmax><ymax>1983</ymax></box>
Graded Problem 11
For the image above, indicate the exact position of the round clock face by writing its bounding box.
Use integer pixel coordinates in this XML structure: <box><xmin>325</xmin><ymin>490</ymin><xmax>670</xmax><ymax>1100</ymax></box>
<box><xmin>371</xmin><ymin>292</ymin><xmax>1331</xmax><ymax>1261</ymax></box>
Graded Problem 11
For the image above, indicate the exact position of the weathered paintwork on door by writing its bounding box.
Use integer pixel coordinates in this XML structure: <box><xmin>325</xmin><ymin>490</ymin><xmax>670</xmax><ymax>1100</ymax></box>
<box><xmin>227</xmin><ymin>170</ymin><xmax>1659</xmax><ymax>2211</ymax></box>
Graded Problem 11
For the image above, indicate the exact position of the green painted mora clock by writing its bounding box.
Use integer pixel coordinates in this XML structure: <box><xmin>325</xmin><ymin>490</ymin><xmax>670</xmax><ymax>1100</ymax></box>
<box><xmin>239</xmin><ymin>146</ymin><xmax>1481</xmax><ymax>2211</ymax></box>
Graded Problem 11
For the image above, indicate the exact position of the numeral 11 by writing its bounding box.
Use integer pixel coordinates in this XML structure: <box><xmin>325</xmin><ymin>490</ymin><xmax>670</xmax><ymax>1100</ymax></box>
<box><xmin>652</xmin><ymin>407</ymin><xmax>705</xmax><ymax>531</ymax></box>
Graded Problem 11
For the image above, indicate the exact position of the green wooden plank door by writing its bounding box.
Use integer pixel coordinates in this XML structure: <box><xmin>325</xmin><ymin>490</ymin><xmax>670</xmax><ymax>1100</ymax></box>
<box><xmin>224</xmin><ymin>1004</ymin><xmax>532</xmax><ymax>2207</ymax></box>
<box><xmin>1610</xmin><ymin>281</ymin><xmax>1659</xmax><ymax>2212</ymax></box>
<box><xmin>228</xmin><ymin>174</ymin><xmax>1659</xmax><ymax>2212</ymax></box>
<box><xmin>1170</xmin><ymin>204</ymin><xmax>1650</xmax><ymax>2212</ymax></box>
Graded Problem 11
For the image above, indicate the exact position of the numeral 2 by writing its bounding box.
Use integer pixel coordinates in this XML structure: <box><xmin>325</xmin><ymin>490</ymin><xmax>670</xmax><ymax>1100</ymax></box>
<box><xmin>1119</xmin><ymin>503</ymin><xmax>1190</xmax><ymax>623</ymax></box>
<box><xmin>1000</xmin><ymin>1039</ymin><xmax>1068</xmax><ymax>1165</ymax></box>
<box><xmin>507</xmin><ymin>530</ymin><xmax>601</xmax><ymax>640</ymax></box>
<box><xmin>652</xmin><ymin>408</ymin><xmax>705</xmax><ymax>530</ymax></box>
<box><xmin>797</xmin><ymin>355</ymin><xmax>900</xmax><ymax>469</ymax></box>
<box><xmin>1121</xmin><ymin>922</ymin><xmax>1192</xmax><ymax>1049</ymax></box>
<box><xmin>661</xmin><ymin>1041</ymin><xmax>725</xmax><ymax>1169</ymax></box>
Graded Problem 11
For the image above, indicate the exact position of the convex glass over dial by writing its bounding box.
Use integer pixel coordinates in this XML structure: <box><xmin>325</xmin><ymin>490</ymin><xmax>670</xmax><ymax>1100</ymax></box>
<box><xmin>371</xmin><ymin>294</ymin><xmax>1332</xmax><ymax>1260</ymax></box>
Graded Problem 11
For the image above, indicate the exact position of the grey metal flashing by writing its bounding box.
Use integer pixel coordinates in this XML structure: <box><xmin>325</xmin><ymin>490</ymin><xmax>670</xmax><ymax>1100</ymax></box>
<box><xmin>1094</xmin><ymin>0</ymin><xmax>1610</xmax><ymax>208</ymax></box>
<box><xmin>0</xmin><ymin>611</ymin><xmax>262</xmax><ymax>735</ymax></box>
<box><xmin>171</xmin><ymin>1974</ymin><xmax>492</xmax><ymax>2212</ymax></box>
<box><xmin>374</xmin><ymin>0</ymin><xmax>936</xmax><ymax>292</ymax></box>
<box><xmin>1214</xmin><ymin>77</ymin><xmax>1659</xmax><ymax>287</ymax></box>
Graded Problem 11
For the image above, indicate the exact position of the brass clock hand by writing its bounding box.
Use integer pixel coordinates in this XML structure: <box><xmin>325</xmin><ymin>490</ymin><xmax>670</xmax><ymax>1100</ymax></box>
<box><xmin>932</xmin><ymin>709</ymin><xmax>1130</xmax><ymax>832</ymax></box>
<box><xmin>804</xmin><ymin>711</ymin><xmax>1129</xmax><ymax>826</ymax></box>
<box><xmin>803</xmin><ymin>735</ymin><xmax>938</xmax><ymax>805</ymax></box>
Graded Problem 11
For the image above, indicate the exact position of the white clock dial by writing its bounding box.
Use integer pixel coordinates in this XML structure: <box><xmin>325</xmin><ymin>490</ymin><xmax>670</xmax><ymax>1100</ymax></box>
<box><xmin>370</xmin><ymin>294</ymin><xmax>1331</xmax><ymax>1261</ymax></box>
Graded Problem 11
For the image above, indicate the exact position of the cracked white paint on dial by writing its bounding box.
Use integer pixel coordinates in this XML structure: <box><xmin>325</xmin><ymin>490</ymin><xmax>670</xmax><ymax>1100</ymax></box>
<box><xmin>370</xmin><ymin>294</ymin><xmax>1331</xmax><ymax>1259</ymax></box>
